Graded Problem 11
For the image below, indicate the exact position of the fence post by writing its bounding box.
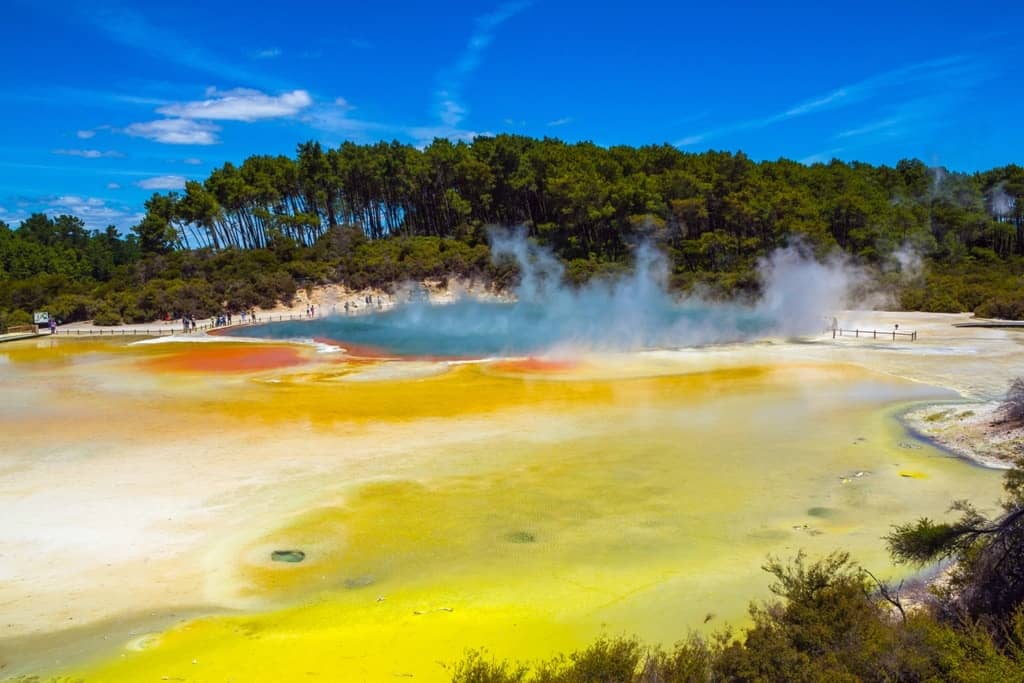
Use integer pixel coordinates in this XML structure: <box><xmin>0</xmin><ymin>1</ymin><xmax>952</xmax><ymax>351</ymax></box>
<box><xmin>873</xmin><ymin>330</ymin><xmax>876</xmax><ymax>339</ymax></box>
<box><xmin>855</xmin><ymin>330</ymin><xmax>859</xmax><ymax>338</ymax></box>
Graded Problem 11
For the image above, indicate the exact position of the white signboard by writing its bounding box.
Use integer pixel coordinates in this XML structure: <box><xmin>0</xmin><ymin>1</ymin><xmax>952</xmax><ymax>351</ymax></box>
<box><xmin>33</xmin><ymin>311</ymin><xmax>50</xmax><ymax>324</ymax></box>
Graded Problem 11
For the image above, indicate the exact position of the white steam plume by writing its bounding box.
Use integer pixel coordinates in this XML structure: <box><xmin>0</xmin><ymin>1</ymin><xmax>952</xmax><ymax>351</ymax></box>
<box><xmin>486</xmin><ymin>228</ymin><xmax>863</xmax><ymax>349</ymax></box>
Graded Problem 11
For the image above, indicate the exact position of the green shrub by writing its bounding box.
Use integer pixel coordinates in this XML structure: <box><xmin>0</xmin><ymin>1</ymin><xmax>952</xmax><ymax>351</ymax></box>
<box><xmin>0</xmin><ymin>308</ymin><xmax>33</xmax><ymax>332</ymax></box>
<box><xmin>92</xmin><ymin>305</ymin><xmax>122</xmax><ymax>326</ymax></box>
<box><xmin>975</xmin><ymin>296</ymin><xmax>1024</xmax><ymax>320</ymax></box>
<box><xmin>47</xmin><ymin>293</ymin><xmax>92</xmax><ymax>323</ymax></box>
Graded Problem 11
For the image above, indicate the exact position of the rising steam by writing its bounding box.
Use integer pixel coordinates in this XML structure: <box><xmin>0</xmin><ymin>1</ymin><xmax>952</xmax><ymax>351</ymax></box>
<box><xmin>486</xmin><ymin>228</ymin><xmax>861</xmax><ymax>350</ymax></box>
<box><xmin>240</xmin><ymin>228</ymin><xmax>870</xmax><ymax>356</ymax></box>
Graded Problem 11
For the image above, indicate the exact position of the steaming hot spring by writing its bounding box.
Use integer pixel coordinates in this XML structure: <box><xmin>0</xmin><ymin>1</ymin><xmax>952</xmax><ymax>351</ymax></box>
<box><xmin>0</xmin><ymin>240</ymin><xmax>1018</xmax><ymax>682</ymax></box>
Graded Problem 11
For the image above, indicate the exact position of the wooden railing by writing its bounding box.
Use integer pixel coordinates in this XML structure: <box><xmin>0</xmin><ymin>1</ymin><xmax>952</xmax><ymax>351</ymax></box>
<box><xmin>832</xmin><ymin>328</ymin><xmax>917</xmax><ymax>341</ymax></box>
<box><xmin>54</xmin><ymin>323</ymin><xmax>213</xmax><ymax>337</ymax></box>
<box><xmin>50</xmin><ymin>313</ymin><xmax>322</xmax><ymax>337</ymax></box>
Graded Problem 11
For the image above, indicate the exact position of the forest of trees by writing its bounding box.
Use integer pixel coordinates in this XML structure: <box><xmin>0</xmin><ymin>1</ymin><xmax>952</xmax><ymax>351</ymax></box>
<box><xmin>2</xmin><ymin>135</ymin><xmax>1022</xmax><ymax>328</ymax></box>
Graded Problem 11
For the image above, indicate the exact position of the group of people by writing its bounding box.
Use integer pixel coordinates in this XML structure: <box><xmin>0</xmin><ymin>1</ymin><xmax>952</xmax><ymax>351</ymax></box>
<box><xmin>178</xmin><ymin>308</ymin><xmax>259</xmax><ymax>334</ymax></box>
<box><xmin>341</xmin><ymin>295</ymin><xmax>386</xmax><ymax>315</ymax></box>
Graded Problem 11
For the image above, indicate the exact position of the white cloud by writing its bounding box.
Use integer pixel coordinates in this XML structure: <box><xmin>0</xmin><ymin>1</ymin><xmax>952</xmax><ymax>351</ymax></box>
<box><xmin>253</xmin><ymin>47</ymin><xmax>282</xmax><ymax>59</ymax></box>
<box><xmin>76</xmin><ymin>129</ymin><xmax>96</xmax><ymax>139</ymax></box>
<box><xmin>156</xmin><ymin>88</ymin><xmax>313</xmax><ymax>122</ymax></box>
<box><xmin>43</xmin><ymin>195</ymin><xmax>144</xmax><ymax>230</ymax></box>
<box><xmin>106</xmin><ymin>182</ymin><xmax>121</xmax><ymax>190</ymax></box>
<box><xmin>546</xmin><ymin>117</ymin><xmax>572</xmax><ymax>127</ymax></box>
<box><xmin>52</xmin><ymin>148</ymin><xmax>123</xmax><ymax>159</ymax></box>
<box><xmin>124</xmin><ymin>119</ymin><xmax>220</xmax><ymax>145</ymax></box>
<box><xmin>136</xmin><ymin>175</ymin><xmax>188</xmax><ymax>190</ymax></box>
<box><xmin>183</xmin><ymin>157</ymin><xmax>203</xmax><ymax>165</ymax></box>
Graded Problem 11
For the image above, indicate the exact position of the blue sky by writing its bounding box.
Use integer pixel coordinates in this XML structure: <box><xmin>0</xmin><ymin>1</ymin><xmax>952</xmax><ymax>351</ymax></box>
<box><xmin>2</xmin><ymin>0</ymin><xmax>1021</xmax><ymax>231</ymax></box>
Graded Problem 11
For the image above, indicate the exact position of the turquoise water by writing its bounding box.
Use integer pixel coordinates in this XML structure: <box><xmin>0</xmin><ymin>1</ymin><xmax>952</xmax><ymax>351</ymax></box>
<box><xmin>228</xmin><ymin>300</ymin><xmax>779</xmax><ymax>357</ymax></box>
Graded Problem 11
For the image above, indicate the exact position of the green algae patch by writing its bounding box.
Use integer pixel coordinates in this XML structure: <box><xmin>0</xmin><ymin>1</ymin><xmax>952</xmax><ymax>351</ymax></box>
<box><xmin>271</xmin><ymin>550</ymin><xmax>306</xmax><ymax>563</ymax></box>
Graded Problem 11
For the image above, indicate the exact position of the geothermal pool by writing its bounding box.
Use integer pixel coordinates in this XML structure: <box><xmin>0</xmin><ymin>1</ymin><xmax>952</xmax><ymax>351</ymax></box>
<box><xmin>225</xmin><ymin>299</ymin><xmax>779</xmax><ymax>356</ymax></box>
<box><xmin>0</xmin><ymin>311</ymin><xmax>1018</xmax><ymax>681</ymax></box>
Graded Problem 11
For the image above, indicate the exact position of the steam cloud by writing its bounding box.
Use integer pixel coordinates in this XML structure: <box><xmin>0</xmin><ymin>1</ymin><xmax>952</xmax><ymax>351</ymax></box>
<box><xmin>483</xmin><ymin>228</ymin><xmax>861</xmax><ymax>350</ymax></box>
<box><xmin>242</xmin><ymin>228</ymin><xmax>872</xmax><ymax>355</ymax></box>
<box><xmin>989</xmin><ymin>183</ymin><xmax>1015</xmax><ymax>218</ymax></box>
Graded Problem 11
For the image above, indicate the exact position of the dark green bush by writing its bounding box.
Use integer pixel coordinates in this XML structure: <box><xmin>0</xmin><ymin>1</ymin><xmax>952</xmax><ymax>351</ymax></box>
<box><xmin>92</xmin><ymin>305</ymin><xmax>122</xmax><ymax>326</ymax></box>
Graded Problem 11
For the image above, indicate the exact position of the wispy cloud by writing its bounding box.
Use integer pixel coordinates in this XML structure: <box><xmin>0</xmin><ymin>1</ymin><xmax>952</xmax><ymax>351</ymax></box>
<box><xmin>124</xmin><ymin>119</ymin><xmax>221</xmax><ymax>145</ymax></box>
<box><xmin>0</xmin><ymin>161</ymin><xmax>181</xmax><ymax>178</ymax></box>
<box><xmin>182</xmin><ymin>158</ymin><xmax>203</xmax><ymax>165</ymax></box>
<box><xmin>106</xmin><ymin>182</ymin><xmax>121</xmax><ymax>190</ymax></box>
<box><xmin>799</xmin><ymin>148</ymin><xmax>845</xmax><ymax>165</ymax></box>
<box><xmin>52</xmin><ymin>149</ymin><xmax>124</xmax><ymax>159</ymax></box>
<box><xmin>80</xmin><ymin>4</ymin><xmax>278</xmax><ymax>88</ymax></box>
<box><xmin>253</xmin><ymin>47</ymin><xmax>282</xmax><ymax>59</ymax></box>
<box><xmin>302</xmin><ymin>96</ymin><xmax>483</xmax><ymax>146</ymax></box>
<box><xmin>406</xmin><ymin>125</ymin><xmax>488</xmax><ymax>146</ymax></box>
<box><xmin>546</xmin><ymin>117</ymin><xmax>572</xmax><ymax>127</ymax></box>
<box><xmin>676</xmin><ymin>55</ymin><xmax>987</xmax><ymax>147</ymax></box>
<box><xmin>837</xmin><ymin>116</ymin><xmax>905</xmax><ymax>139</ymax></box>
<box><xmin>434</xmin><ymin>2</ymin><xmax>531</xmax><ymax>128</ymax></box>
<box><xmin>157</xmin><ymin>88</ymin><xmax>313</xmax><ymax>122</ymax></box>
<box><xmin>137</xmin><ymin>175</ymin><xmax>188</xmax><ymax>190</ymax></box>
<box><xmin>76</xmin><ymin>129</ymin><xmax>96</xmax><ymax>139</ymax></box>
<box><xmin>832</xmin><ymin>94</ymin><xmax>963</xmax><ymax>150</ymax></box>
<box><xmin>302</xmin><ymin>98</ymin><xmax>388</xmax><ymax>140</ymax></box>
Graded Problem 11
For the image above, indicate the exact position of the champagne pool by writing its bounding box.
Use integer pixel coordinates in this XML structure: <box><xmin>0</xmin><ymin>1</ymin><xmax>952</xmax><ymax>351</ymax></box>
<box><xmin>0</xmin><ymin>314</ymin><xmax>1015</xmax><ymax>682</ymax></box>
<box><xmin>222</xmin><ymin>299</ymin><xmax>779</xmax><ymax>356</ymax></box>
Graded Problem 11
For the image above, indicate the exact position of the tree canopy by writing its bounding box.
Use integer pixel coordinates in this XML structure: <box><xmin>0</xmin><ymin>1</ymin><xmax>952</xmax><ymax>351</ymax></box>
<box><xmin>2</xmin><ymin>136</ymin><xmax>1022</xmax><ymax>327</ymax></box>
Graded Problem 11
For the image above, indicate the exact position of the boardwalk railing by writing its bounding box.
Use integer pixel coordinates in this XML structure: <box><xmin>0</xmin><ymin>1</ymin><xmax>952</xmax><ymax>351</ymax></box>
<box><xmin>50</xmin><ymin>313</ymin><xmax>328</xmax><ymax>337</ymax></box>
<box><xmin>54</xmin><ymin>324</ymin><xmax>211</xmax><ymax>336</ymax></box>
<box><xmin>832</xmin><ymin>328</ymin><xmax>917</xmax><ymax>341</ymax></box>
